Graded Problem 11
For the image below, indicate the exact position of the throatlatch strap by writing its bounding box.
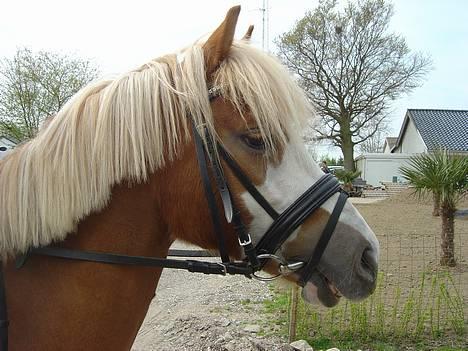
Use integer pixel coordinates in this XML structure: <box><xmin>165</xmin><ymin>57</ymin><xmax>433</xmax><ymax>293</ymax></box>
<box><xmin>192</xmin><ymin>124</ymin><xmax>230</xmax><ymax>263</ymax></box>
<box><xmin>299</xmin><ymin>191</ymin><xmax>348</xmax><ymax>286</ymax></box>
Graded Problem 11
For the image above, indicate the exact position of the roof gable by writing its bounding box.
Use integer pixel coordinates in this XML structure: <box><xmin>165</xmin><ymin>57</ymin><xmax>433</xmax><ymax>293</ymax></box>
<box><xmin>393</xmin><ymin>109</ymin><xmax>468</xmax><ymax>152</ymax></box>
<box><xmin>384</xmin><ymin>137</ymin><xmax>397</xmax><ymax>150</ymax></box>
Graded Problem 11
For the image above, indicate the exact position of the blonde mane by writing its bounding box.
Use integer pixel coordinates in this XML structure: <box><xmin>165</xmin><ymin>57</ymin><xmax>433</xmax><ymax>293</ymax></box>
<box><xmin>0</xmin><ymin>41</ymin><xmax>312</xmax><ymax>255</ymax></box>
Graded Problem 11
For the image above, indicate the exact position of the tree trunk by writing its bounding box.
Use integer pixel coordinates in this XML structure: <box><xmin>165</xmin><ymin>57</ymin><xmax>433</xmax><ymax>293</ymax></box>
<box><xmin>339</xmin><ymin>116</ymin><xmax>356</xmax><ymax>171</ymax></box>
<box><xmin>440</xmin><ymin>204</ymin><xmax>456</xmax><ymax>267</ymax></box>
<box><xmin>342</xmin><ymin>145</ymin><xmax>355</xmax><ymax>171</ymax></box>
<box><xmin>432</xmin><ymin>192</ymin><xmax>440</xmax><ymax>217</ymax></box>
<box><xmin>340</xmin><ymin>135</ymin><xmax>355</xmax><ymax>172</ymax></box>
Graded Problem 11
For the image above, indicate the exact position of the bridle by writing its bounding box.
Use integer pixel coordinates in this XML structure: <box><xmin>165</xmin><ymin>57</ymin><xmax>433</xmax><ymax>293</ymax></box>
<box><xmin>0</xmin><ymin>88</ymin><xmax>348</xmax><ymax>350</ymax></box>
<box><xmin>187</xmin><ymin>88</ymin><xmax>348</xmax><ymax>284</ymax></box>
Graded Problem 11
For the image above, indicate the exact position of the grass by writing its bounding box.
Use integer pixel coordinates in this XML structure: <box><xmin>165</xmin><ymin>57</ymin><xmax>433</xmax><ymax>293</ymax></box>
<box><xmin>262</xmin><ymin>285</ymin><xmax>290</xmax><ymax>337</ymax></box>
<box><xmin>262</xmin><ymin>271</ymin><xmax>467</xmax><ymax>350</ymax></box>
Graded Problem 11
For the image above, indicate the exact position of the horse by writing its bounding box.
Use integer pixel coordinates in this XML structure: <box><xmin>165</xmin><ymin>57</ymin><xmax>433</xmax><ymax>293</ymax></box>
<box><xmin>0</xmin><ymin>6</ymin><xmax>379</xmax><ymax>350</ymax></box>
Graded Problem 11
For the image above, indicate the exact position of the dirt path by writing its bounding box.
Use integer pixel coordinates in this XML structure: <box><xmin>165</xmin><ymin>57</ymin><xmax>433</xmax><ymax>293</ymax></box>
<box><xmin>131</xmin><ymin>254</ymin><xmax>293</xmax><ymax>351</ymax></box>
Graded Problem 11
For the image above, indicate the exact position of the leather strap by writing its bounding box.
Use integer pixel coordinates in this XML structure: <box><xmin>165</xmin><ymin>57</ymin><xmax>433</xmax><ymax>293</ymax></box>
<box><xmin>256</xmin><ymin>174</ymin><xmax>341</xmax><ymax>256</ymax></box>
<box><xmin>218</xmin><ymin>146</ymin><xmax>279</xmax><ymax>220</ymax></box>
<box><xmin>24</xmin><ymin>247</ymin><xmax>252</xmax><ymax>276</ymax></box>
<box><xmin>299</xmin><ymin>191</ymin><xmax>348</xmax><ymax>286</ymax></box>
<box><xmin>203</xmin><ymin>131</ymin><xmax>233</xmax><ymax>223</ymax></box>
<box><xmin>194</xmin><ymin>126</ymin><xmax>260</xmax><ymax>269</ymax></box>
<box><xmin>166</xmin><ymin>249</ymin><xmax>215</xmax><ymax>257</ymax></box>
<box><xmin>192</xmin><ymin>124</ymin><xmax>230</xmax><ymax>263</ymax></box>
<box><xmin>230</xmin><ymin>205</ymin><xmax>260</xmax><ymax>270</ymax></box>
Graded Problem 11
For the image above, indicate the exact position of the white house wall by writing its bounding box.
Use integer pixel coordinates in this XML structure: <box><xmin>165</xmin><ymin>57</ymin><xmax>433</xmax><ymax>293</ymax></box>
<box><xmin>356</xmin><ymin>154</ymin><xmax>411</xmax><ymax>186</ymax></box>
<box><xmin>394</xmin><ymin>118</ymin><xmax>427</xmax><ymax>154</ymax></box>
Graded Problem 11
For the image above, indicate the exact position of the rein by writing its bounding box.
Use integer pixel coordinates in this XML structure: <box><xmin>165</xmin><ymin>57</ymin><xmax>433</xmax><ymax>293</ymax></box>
<box><xmin>0</xmin><ymin>90</ymin><xmax>347</xmax><ymax>350</ymax></box>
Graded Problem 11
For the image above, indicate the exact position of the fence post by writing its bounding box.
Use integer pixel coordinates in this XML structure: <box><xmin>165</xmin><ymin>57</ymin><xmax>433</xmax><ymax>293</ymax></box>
<box><xmin>288</xmin><ymin>285</ymin><xmax>299</xmax><ymax>342</ymax></box>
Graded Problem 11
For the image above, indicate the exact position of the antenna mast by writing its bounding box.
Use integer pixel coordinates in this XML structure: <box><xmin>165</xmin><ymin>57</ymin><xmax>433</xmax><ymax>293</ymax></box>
<box><xmin>260</xmin><ymin>0</ymin><xmax>270</xmax><ymax>52</ymax></box>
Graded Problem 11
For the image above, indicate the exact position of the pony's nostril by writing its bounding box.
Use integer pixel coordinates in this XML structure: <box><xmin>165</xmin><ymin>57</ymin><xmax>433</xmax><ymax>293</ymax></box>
<box><xmin>360</xmin><ymin>247</ymin><xmax>377</xmax><ymax>281</ymax></box>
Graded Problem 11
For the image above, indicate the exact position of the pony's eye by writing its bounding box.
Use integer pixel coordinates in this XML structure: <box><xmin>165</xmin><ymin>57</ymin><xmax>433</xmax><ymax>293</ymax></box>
<box><xmin>242</xmin><ymin>134</ymin><xmax>266</xmax><ymax>151</ymax></box>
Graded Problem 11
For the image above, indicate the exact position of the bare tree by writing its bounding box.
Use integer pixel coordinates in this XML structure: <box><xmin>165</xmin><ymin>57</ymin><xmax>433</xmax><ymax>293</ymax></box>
<box><xmin>276</xmin><ymin>0</ymin><xmax>431</xmax><ymax>170</ymax></box>
<box><xmin>0</xmin><ymin>48</ymin><xmax>99</xmax><ymax>141</ymax></box>
<box><xmin>358</xmin><ymin>122</ymin><xmax>389</xmax><ymax>154</ymax></box>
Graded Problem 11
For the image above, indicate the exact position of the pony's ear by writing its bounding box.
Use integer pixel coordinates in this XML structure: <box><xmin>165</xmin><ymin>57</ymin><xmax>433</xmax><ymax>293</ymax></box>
<box><xmin>203</xmin><ymin>5</ymin><xmax>241</xmax><ymax>78</ymax></box>
<box><xmin>242</xmin><ymin>25</ymin><xmax>254</xmax><ymax>41</ymax></box>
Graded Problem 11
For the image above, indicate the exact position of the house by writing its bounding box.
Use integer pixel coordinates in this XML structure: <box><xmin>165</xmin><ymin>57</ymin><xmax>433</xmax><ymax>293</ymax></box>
<box><xmin>382</xmin><ymin>137</ymin><xmax>397</xmax><ymax>153</ymax></box>
<box><xmin>355</xmin><ymin>153</ymin><xmax>411</xmax><ymax>186</ymax></box>
<box><xmin>0</xmin><ymin>136</ymin><xmax>17</xmax><ymax>159</ymax></box>
<box><xmin>356</xmin><ymin>109</ymin><xmax>468</xmax><ymax>186</ymax></box>
<box><xmin>391</xmin><ymin>109</ymin><xmax>468</xmax><ymax>154</ymax></box>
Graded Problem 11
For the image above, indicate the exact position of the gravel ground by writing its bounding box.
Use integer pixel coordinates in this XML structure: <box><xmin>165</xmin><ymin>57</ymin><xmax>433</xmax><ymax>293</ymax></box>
<box><xmin>131</xmin><ymin>254</ymin><xmax>294</xmax><ymax>351</ymax></box>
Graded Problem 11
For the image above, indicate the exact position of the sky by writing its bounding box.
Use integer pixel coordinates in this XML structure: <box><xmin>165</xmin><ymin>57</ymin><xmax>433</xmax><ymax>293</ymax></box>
<box><xmin>1</xmin><ymin>0</ymin><xmax>467</xmax><ymax>157</ymax></box>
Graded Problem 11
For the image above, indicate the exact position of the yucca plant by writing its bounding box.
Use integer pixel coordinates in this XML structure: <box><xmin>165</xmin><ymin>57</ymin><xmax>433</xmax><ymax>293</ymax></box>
<box><xmin>400</xmin><ymin>149</ymin><xmax>468</xmax><ymax>266</ymax></box>
<box><xmin>334</xmin><ymin>169</ymin><xmax>361</xmax><ymax>193</ymax></box>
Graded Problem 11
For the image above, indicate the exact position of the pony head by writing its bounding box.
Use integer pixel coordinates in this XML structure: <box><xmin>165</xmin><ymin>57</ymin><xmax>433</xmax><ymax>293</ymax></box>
<box><xmin>0</xmin><ymin>6</ymin><xmax>379</xmax><ymax>307</ymax></box>
<box><xmin>163</xmin><ymin>6</ymin><xmax>379</xmax><ymax>306</ymax></box>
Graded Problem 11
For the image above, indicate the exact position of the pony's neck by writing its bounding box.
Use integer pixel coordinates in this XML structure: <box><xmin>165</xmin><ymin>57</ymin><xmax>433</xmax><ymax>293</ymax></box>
<box><xmin>5</xmin><ymin>178</ymin><xmax>173</xmax><ymax>350</ymax></box>
<box><xmin>62</xmin><ymin>176</ymin><xmax>169</xmax><ymax>254</ymax></box>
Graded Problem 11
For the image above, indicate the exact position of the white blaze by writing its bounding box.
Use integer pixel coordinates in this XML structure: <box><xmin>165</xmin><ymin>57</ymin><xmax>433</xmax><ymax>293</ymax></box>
<box><xmin>241</xmin><ymin>144</ymin><xmax>318</xmax><ymax>242</ymax></box>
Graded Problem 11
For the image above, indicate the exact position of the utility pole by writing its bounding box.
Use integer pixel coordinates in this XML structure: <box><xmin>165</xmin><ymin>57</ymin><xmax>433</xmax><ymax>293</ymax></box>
<box><xmin>259</xmin><ymin>0</ymin><xmax>270</xmax><ymax>52</ymax></box>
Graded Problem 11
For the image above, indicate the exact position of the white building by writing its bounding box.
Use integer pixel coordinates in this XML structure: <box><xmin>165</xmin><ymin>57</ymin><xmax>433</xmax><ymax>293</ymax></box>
<box><xmin>355</xmin><ymin>153</ymin><xmax>411</xmax><ymax>186</ymax></box>
<box><xmin>382</xmin><ymin>137</ymin><xmax>397</xmax><ymax>153</ymax></box>
<box><xmin>391</xmin><ymin>109</ymin><xmax>468</xmax><ymax>154</ymax></box>
<box><xmin>356</xmin><ymin>109</ymin><xmax>468</xmax><ymax>186</ymax></box>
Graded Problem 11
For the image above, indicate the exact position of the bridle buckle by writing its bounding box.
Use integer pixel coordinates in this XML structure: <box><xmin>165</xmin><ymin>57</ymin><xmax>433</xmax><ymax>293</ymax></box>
<box><xmin>238</xmin><ymin>234</ymin><xmax>252</xmax><ymax>247</ymax></box>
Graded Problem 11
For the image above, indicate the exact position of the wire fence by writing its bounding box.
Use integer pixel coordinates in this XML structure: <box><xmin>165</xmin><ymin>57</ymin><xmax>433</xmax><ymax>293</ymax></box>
<box><xmin>288</xmin><ymin>225</ymin><xmax>467</xmax><ymax>346</ymax></box>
